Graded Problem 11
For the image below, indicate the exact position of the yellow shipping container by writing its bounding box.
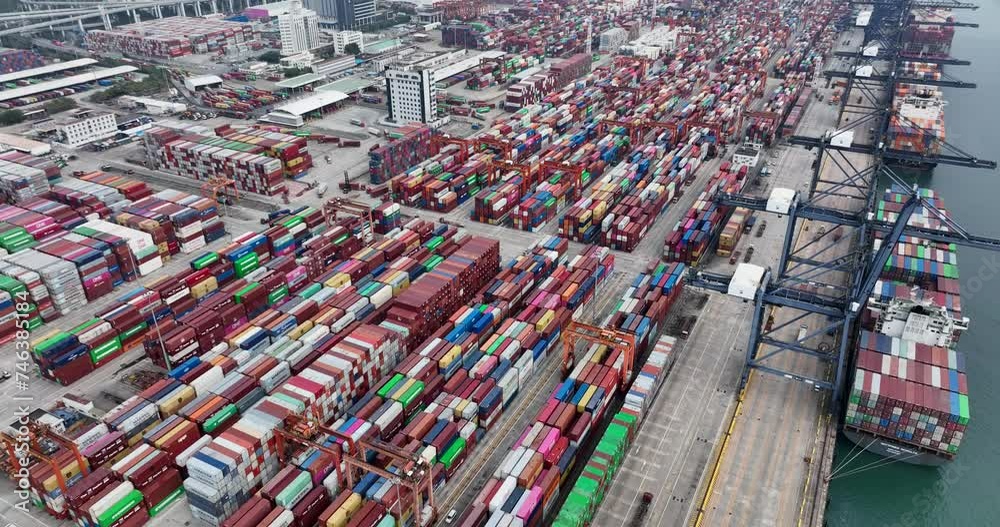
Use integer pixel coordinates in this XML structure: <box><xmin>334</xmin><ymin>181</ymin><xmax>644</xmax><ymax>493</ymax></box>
<box><xmin>535</xmin><ymin>309</ymin><xmax>555</xmax><ymax>333</ymax></box>
<box><xmin>288</xmin><ymin>321</ymin><xmax>314</xmax><ymax>340</ymax></box>
<box><xmin>439</xmin><ymin>345</ymin><xmax>462</xmax><ymax>371</ymax></box>
<box><xmin>390</xmin><ymin>378</ymin><xmax>415</xmax><ymax>401</ymax></box>
<box><xmin>577</xmin><ymin>385</ymin><xmax>597</xmax><ymax>413</ymax></box>
<box><xmin>158</xmin><ymin>385</ymin><xmax>197</xmax><ymax>416</ymax></box>
<box><xmin>191</xmin><ymin>277</ymin><xmax>219</xmax><ymax>299</ymax></box>
<box><xmin>325</xmin><ymin>273</ymin><xmax>351</xmax><ymax>290</ymax></box>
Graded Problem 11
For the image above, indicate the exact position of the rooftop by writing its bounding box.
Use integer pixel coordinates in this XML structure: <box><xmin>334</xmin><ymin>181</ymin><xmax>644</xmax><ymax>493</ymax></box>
<box><xmin>268</xmin><ymin>90</ymin><xmax>349</xmax><ymax>116</ymax></box>
<box><xmin>276</xmin><ymin>73</ymin><xmax>326</xmax><ymax>89</ymax></box>
<box><xmin>185</xmin><ymin>74</ymin><xmax>224</xmax><ymax>88</ymax></box>
<box><xmin>433</xmin><ymin>50</ymin><xmax>504</xmax><ymax>81</ymax></box>
<box><xmin>0</xmin><ymin>65</ymin><xmax>137</xmax><ymax>103</ymax></box>
<box><xmin>0</xmin><ymin>58</ymin><xmax>98</xmax><ymax>85</ymax></box>
<box><xmin>364</xmin><ymin>39</ymin><xmax>403</xmax><ymax>54</ymax></box>
<box><xmin>317</xmin><ymin>77</ymin><xmax>375</xmax><ymax>95</ymax></box>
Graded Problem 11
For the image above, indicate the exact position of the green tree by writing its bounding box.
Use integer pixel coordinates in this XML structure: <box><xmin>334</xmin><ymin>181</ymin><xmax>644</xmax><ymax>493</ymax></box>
<box><xmin>283</xmin><ymin>67</ymin><xmax>311</xmax><ymax>78</ymax></box>
<box><xmin>259</xmin><ymin>50</ymin><xmax>282</xmax><ymax>64</ymax></box>
<box><xmin>43</xmin><ymin>97</ymin><xmax>77</xmax><ymax>114</ymax></box>
<box><xmin>344</xmin><ymin>43</ymin><xmax>361</xmax><ymax>55</ymax></box>
<box><xmin>0</xmin><ymin>110</ymin><xmax>25</xmax><ymax>126</ymax></box>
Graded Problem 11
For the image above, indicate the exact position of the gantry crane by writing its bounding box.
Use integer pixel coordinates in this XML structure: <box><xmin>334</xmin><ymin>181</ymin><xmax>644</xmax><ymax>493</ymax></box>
<box><xmin>487</xmin><ymin>159</ymin><xmax>534</xmax><ymax>192</ymax></box>
<box><xmin>323</xmin><ymin>198</ymin><xmax>375</xmax><ymax>244</ymax></box>
<box><xmin>202</xmin><ymin>175</ymin><xmax>239</xmax><ymax>205</ymax></box>
<box><xmin>1</xmin><ymin>421</ymin><xmax>91</xmax><ymax>518</ymax></box>
<box><xmin>561</xmin><ymin>321</ymin><xmax>637</xmax><ymax>391</ymax></box>
<box><xmin>540</xmin><ymin>161</ymin><xmax>585</xmax><ymax>194</ymax></box>
<box><xmin>685</xmin><ymin>0</ymin><xmax>997</xmax><ymax>405</ymax></box>
<box><xmin>430</xmin><ymin>134</ymin><xmax>473</xmax><ymax>165</ymax></box>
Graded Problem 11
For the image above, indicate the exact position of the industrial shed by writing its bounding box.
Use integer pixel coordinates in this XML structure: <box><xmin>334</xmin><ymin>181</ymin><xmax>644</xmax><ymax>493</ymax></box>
<box><xmin>260</xmin><ymin>90</ymin><xmax>349</xmax><ymax>127</ymax></box>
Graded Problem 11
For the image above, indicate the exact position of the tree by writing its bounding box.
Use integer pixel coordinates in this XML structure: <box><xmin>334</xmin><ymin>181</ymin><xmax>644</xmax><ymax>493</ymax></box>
<box><xmin>0</xmin><ymin>110</ymin><xmax>24</xmax><ymax>126</ymax></box>
<box><xmin>344</xmin><ymin>43</ymin><xmax>361</xmax><ymax>56</ymax></box>
<box><xmin>283</xmin><ymin>67</ymin><xmax>311</xmax><ymax>78</ymax></box>
<box><xmin>43</xmin><ymin>97</ymin><xmax>77</xmax><ymax>115</ymax></box>
<box><xmin>259</xmin><ymin>50</ymin><xmax>282</xmax><ymax>64</ymax></box>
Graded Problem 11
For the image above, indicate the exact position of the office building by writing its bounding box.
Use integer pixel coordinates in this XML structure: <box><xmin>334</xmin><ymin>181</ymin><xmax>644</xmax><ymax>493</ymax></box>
<box><xmin>386</xmin><ymin>68</ymin><xmax>436</xmax><ymax>124</ymax></box>
<box><xmin>278</xmin><ymin>0</ymin><xmax>321</xmax><ymax>56</ymax></box>
<box><xmin>334</xmin><ymin>30</ymin><xmax>365</xmax><ymax>55</ymax></box>
<box><xmin>54</xmin><ymin>111</ymin><xmax>118</xmax><ymax>148</ymax></box>
<box><xmin>334</xmin><ymin>0</ymin><xmax>378</xmax><ymax>29</ymax></box>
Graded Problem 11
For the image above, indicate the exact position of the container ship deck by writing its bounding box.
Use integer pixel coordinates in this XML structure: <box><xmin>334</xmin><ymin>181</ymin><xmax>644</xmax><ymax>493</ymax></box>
<box><xmin>843</xmin><ymin>187</ymin><xmax>970</xmax><ymax>466</ymax></box>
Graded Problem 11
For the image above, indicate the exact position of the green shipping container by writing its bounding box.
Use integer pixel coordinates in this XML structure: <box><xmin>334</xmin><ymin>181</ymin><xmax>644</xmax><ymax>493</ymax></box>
<box><xmin>97</xmin><ymin>490</ymin><xmax>144</xmax><ymax>527</ymax></box>
<box><xmin>203</xmin><ymin>404</ymin><xmax>239</xmax><ymax>433</ymax></box>
<box><xmin>378</xmin><ymin>373</ymin><xmax>405</xmax><ymax>398</ymax></box>
<box><xmin>275</xmin><ymin>470</ymin><xmax>313</xmax><ymax>508</ymax></box>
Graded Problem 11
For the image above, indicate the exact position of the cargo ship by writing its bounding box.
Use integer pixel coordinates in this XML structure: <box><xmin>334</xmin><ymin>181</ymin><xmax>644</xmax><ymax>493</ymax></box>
<box><xmin>904</xmin><ymin>9</ymin><xmax>955</xmax><ymax>59</ymax></box>
<box><xmin>843</xmin><ymin>187</ymin><xmax>969</xmax><ymax>466</ymax></box>
<box><xmin>887</xmin><ymin>81</ymin><xmax>946</xmax><ymax>170</ymax></box>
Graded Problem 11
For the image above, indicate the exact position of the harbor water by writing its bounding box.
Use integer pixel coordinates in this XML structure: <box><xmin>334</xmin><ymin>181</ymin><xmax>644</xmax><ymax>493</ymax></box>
<box><xmin>827</xmin><ymin>0</ymin><xmax>1000</xmax><ymax>525</ymax></box>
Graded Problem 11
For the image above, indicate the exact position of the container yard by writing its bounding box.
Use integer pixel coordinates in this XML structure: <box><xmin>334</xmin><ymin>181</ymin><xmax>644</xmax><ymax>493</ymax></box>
<box><xmin>85</xmin><ymin>17</ymin><xmax>256</xmax><ymax>58</ymax></box>
<box><xmin>0</xmin><ymin>0</ymin><xmax>996</xmax><ymax>525</ymax></box>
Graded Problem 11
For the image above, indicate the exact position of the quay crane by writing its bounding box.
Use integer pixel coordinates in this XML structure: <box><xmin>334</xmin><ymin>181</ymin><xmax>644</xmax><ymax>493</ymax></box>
<box><xmin>685</xmin><ymin>0</ymin><xmax>998</xmax><ymax>404</ymax></box>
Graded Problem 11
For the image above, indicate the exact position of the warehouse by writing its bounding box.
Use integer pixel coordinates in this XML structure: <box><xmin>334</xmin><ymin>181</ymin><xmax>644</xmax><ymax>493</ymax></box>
<box><xmin>317</xmin><ymin>77</ymin><xmax>376</xmax><ymax>96</ymax></box>
<box><xmin>260</xmin><ymin>90</ymin><xmax>349</xmax><ymax>126</ymax></box>
<box><xmin>120</xmin><ymin>96</ymin><xmax>188</xmax><ymax>115</ymax></box>
<box><xmin>184</xmin><ymin>75</ymin><xmax>224</xmax><ymax>92</ymax></box>
<box><xmin>275</xmin><ymin>72</ymin><xmax>327</xmax><ymax>93</ymax></box>
<box><xmin>0</xmin><ymin>58</ymin><xmax>98</xmax><ymax>85</ymax></box>
<box><xmin>0</xmin><ymin>132</ymin><xmax>50</xmax><ymax>156</ymax></box>
<box><xmin>0</xmin><ymin>65</ymin><xmax>137</xmax><ymax>104</ymax></box>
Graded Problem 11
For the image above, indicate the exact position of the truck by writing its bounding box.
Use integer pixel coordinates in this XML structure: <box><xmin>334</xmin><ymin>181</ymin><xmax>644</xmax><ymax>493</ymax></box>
<box><xmin>630</xmin><ymin>492</ymin><xmax>654</xmax><ymax>526</ymax></box>
<box><xmin>316</xmin><ymin>183</ymin><xmax>328</xmax><ymax>198</ymax></box>
<box><xmin>367</xmin><ymin>128</ymin><xmax>381</xmax><ymax>137</ymax></box>
<box><xmin>350</xmin><ymin>118</ymin><xmax>365</xmax><ymax>126</ymax></box>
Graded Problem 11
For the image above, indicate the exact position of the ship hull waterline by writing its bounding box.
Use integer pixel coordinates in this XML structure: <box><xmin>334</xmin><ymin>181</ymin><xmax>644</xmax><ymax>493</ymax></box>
<box><xmin>843</xmin><ymin>428</ymin><xmax>952</xmax><ymax>467</ymax></box>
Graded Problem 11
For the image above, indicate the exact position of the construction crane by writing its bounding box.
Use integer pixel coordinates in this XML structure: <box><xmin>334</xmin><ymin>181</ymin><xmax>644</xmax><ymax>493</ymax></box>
<box><xmin>561</xmin><ymin>321</ymin><xmax>637</xmax><ymax>391</ymax></box>
<box><xmin>685</xmin><ymin>0</ymin><xmax>997</xmax><ymax>405</ymax></box>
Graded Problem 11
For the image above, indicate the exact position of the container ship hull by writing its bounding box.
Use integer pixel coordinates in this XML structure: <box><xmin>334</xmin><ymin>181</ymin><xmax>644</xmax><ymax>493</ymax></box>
<box><xmin>843</xmin><ymin>428</ymin><xmax>951</xmax><ymax>466</ymax></box>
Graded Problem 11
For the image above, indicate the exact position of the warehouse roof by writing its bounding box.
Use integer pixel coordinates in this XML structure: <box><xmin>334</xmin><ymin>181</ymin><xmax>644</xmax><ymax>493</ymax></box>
<box><xmin>269</xmin><ymin>90</ymin><xmax>349</xmax><ymax>116</ymax></box>
<box><xmin>0</xmin><ymin>58</ymin><xmax>98</xmax><ymax>85</ymax></box>
<box><xmin>0</xmin><ymin>132</ymin><xmax>51</xmax><ymax>156</ymax></box>
<box><xmin>317</xmin><ymin>77</ymin><xmax>375</xmax><ymax>95</ymax></box>
<box><xmin>276</xmin><ymin>73</ymin><xmax>326</xmax><ymax>89</ymax></box>
<box><xmin>185</xmin><ymin>75</ymin><xmax>224</xmax><ymax>88</ymax></box>
<box><xmin>433</xmin><ymin>50</ymin><xmax>505</xmax><ymax>81</ymax></box>
<box><xmin>0</xmin><ymin>65</ymin><xmax>137</xmax><ymax>103</ymax></box>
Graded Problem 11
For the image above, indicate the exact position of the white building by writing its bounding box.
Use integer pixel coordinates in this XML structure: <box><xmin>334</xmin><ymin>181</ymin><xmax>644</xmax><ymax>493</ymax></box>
<box><xmin>278</xmin><ymin>0</ymin><xmax>321</xmax><ymax>56</ymax></box>
<box><xmin>386</xmin><ymin>67</ymin><xmax>436</xmax><ymax>124</ymax></box>
<box><xmin>280</xmin><ymin>51</ymin><xmax>318</xmax><ymax>70</ymax></box>
<box><xmin>56</xmin><ymin>111</ymin><xmax>118</xmax><ymax>148</ymax></box>
<box><xmin>334</xmin><ymin>30</ymin><xmax>364</xmax><ymax>55</ymax></box>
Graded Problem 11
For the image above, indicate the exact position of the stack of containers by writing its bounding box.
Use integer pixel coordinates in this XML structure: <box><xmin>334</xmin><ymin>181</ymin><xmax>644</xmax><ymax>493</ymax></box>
<box><xmin>143</xmin><ymin>127</ymin><xmax>287</xmax><ymax>197</ymax></box>
<box><xmin>0</xmin><ymin>48</ymin><xmax>45</xmax><ymax>73</ymax></box>
<box><xmin>214</xmin><ymin>126</ymin><xmax>313</xmax><ymax>179</ymax></box>
<box><xmin>0</xmin><ymin>222</ymin><xmax>36</xmax><ymax>254</ymax></box>
<box><xmin>35</xmin><ymin>236</ymin><xmax>114</xmax><ymax>300</ymax></box>
<box><xmin>663</xmin><ymin>161</ymin><xmax>749</xmax><ymax>263</ymax></box>
<box><xmin>368</xmin><ymin>125</ymin><xmax>436</xmax><ymax>184</ymax></box>
<box><xmin>505</xmin><ymin>53</ymin><xmax>592</xmax><ymax>109</ymax></box>
<box><xmin>77</xmin><ymin>171</ymin><xmax>154</xmax><ymax>201</ymax></box>
<box><xmin>0</xmin><ymin>158</ymin><xmax>50</xmax><ymax>202</ymax></box>
<box><xmin>18</xmin><ymin>197</ymin><xmax>86</xmax><ymax>230</ymax></box>
<box><xmin>0</xmin><ymin>261</ymin><xmax>58</xmax><ymax>323</ymax></box>
<box><xmin>0</xmin><ymin>150</ymin><xmax>61</xmax><ymax>185</ymax></box>
<box><xmin>371</xmin><ymin>202</ymin><xmax>402</xmax><ymax>234</ymax></box>
<box><xmin>3</xmin><ymin>249</ymin><xmax>86</xmax><ymax>315</ymax></box>
<box><xmin>0</xmin><ymin>204</ymin><xmax>64</xmax><ymax>241</ymax></box>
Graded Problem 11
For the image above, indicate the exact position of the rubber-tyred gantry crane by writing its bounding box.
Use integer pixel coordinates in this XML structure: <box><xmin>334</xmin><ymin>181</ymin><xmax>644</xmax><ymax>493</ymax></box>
<box><xmin>561</xmin><ymin>321</ymin><xmax>637</xmax><ymax>391</ymax></box>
